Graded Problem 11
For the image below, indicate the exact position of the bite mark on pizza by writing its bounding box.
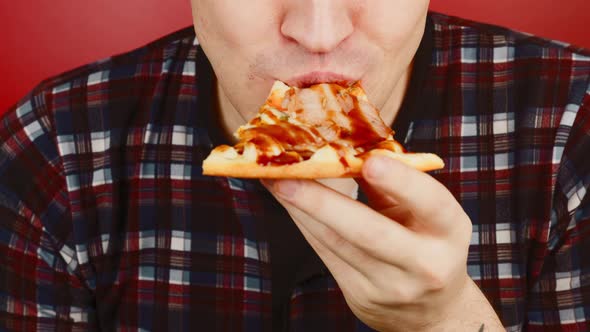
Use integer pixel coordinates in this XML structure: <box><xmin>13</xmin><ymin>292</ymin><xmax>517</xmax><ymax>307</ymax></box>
<box><xmin>202</xmin><ymin>81</ymin><xmax>444</xmax><ymax>178</ymax></box>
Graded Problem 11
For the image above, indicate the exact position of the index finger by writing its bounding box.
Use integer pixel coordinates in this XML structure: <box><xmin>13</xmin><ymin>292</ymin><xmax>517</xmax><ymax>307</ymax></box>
<box><xmin>262</xmin><ymin>178</ymin><xmax>421</xmax><ymax>268</ymax></box>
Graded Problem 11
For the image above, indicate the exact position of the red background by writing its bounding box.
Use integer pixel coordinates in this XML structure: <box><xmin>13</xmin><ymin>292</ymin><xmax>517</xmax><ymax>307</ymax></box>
<box><xmin>1</xmin><ymin>1</ymin><xmax>589</xmax><ymax>113</ymax></box>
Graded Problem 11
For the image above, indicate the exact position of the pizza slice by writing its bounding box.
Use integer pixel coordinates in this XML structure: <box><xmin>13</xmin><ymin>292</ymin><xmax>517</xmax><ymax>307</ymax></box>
<box><xmin>202</xmin><ymin>81</ymin><xmax>444</xmax><ymax>178</ymax></box>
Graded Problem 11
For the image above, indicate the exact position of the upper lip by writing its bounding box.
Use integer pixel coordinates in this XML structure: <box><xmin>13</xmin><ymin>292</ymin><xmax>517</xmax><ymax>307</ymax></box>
<box><xmin>285</xmin><ymin>71</ymin><xmax>357</xmax><ymax>88</ymax></box>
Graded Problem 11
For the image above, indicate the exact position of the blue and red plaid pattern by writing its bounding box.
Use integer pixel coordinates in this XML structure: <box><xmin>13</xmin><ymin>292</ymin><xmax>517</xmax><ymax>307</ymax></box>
<box><xmin>1</xmin><ymin>12</ymin><xmax>590</xmax><ymax>331</ymax></box>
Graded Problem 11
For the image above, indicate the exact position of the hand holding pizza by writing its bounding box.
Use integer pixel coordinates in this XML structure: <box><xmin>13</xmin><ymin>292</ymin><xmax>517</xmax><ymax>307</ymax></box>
<box><xmin>262</xmin><ymin>156</ymin><xmax>504</xmax><ymax>331</ymax></box>
<box><xmin>204</xmin><ymin>80</ymin><xmax>503</xmax><ymax>329</ymax></box>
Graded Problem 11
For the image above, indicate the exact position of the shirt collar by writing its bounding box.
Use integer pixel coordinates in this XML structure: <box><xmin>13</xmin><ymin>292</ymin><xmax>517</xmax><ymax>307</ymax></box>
<box><xmin>392</xmin><ymin>14</ymin><xmax>435</xmax><ymax>143</ymax></box>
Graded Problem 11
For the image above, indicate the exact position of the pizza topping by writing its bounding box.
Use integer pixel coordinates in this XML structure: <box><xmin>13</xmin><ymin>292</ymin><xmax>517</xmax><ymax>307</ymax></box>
<box><xmin>238</xmin><ymin>123</ymin><xmax>324</xmax><ymax>157</ymax></box>
<box><xmin>224</xmin><ymin>81</ymin><xmax>404</xmax><ymax>167</ymax></box>
<box><xmin>352</xmin><ymin>98</ymin><xmax>393</xmax><ymax>141</ymax></box>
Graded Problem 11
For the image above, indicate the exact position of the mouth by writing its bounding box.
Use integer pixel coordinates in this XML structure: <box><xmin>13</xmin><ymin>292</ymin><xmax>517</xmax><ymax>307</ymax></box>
<box><xmin>285</xmin><ymin>71</ymin><xmax>358</xmax><ymax>88</ymax></box>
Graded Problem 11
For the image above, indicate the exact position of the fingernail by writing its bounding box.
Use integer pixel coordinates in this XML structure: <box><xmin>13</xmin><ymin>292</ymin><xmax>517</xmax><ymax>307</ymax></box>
<box><xmin>367</xmin><ymin>157</ymin><xmax>388</xmax><ymax>179</ymax></box>
<box><xmin>275</xmin><ymin>180</ymin><xmax>298</xmax><ymax>198</ymax></box>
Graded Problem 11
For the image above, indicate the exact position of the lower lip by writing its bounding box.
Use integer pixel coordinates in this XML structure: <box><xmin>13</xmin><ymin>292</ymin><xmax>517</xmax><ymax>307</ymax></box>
<box><xmin>285</xmin><ymin>72</ymin><xmax>357</xmax><ymax>88</ymax></box>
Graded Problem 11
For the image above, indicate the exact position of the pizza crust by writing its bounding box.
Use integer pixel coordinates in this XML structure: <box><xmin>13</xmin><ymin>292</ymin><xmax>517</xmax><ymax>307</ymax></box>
<box><xmin>202</xmin><ymin>144</ymin><xmax>444</xmax><ymax>179</ymax></box>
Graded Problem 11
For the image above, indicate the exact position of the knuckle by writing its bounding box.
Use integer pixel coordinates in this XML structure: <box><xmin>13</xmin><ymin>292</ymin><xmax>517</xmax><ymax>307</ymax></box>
<box><xmin>422</xmin><ymin>264</ymin><xmax>453</xmax><ymax>292</ymax></box>
<box><xmin>441</xmin><ymin>201</ymin><xmax>466</xmax><ymax>224</ymax></box>
<box><xmin>322</xmin><ymin>227</ymin><xmax>348</xmax><ymax>248</ymax></box>
<box><xmin>392</xmin><ymin>286</ymin><xmax>418</xmax><ymax>303</ymax></box>
<box><xmin>463</xmin><ymin>218</ymin><xmax>474</xmax><ymax>242</ymax></box>
<box><xmin>414</xmin><ymin>254</ymin><xmax>451</xmax><ymax>292</ymax></box>
<box><xmin>389</xmin><ymin>282</ymin><xmax>423</xmax><ymax>304</ymax></box>
<box><xmin>345</xmin><ymin>284</ymin><xmax>381</xmax><ymax>314</ymax></box>
<box><xmin>364</xmin><ymin>284</ymin><xmax>387</xmax><ymax>306</ymax></box>
<box><xmin>425</xmin><ymin>270</ymin><xmax>449</xmax><ymax>292</ymax></box>
<box><xmin>450</xmin><ymin>210</ymin><xmax>473</xmax><ymax>248</ymax></box>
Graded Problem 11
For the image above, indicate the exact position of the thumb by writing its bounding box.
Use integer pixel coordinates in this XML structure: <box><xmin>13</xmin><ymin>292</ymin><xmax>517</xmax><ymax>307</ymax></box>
<box><xmin>361</xmin><ymin>155</ymin><xmax>465</xmax><ymax>235</ymax></box>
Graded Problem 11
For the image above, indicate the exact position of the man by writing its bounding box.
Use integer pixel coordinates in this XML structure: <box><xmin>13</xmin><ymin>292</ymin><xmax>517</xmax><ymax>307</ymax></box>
<box><xmin>1</xmin><ymin>1</ymin><xmax>589</xmax><ymax>331</ymax></box>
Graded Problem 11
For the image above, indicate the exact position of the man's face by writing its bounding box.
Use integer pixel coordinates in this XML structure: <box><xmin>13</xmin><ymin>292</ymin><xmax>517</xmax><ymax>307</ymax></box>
<box><xmin>191</xmin><ymin>0</ymin><xmax>430</xmax><ymax>121</ymax></box>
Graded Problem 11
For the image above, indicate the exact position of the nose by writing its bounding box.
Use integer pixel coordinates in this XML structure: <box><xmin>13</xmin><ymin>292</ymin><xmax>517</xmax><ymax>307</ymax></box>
<box><xmin>281</xmin><ymin>0</ymin><xmax>355</xmax><ymax>53</ymax></box>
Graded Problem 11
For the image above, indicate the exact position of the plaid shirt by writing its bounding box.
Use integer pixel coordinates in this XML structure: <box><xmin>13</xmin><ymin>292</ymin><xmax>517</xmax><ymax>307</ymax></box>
<box><xmin>2</xmin><ymin>12</ymin><xmax>590</xmax><ymax>331</ymax></box>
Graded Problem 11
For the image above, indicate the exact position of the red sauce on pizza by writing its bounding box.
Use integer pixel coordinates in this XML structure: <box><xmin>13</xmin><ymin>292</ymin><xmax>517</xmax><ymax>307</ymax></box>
<box><xmin>236</xmin><ymin>82</ymin><xmax>399</xmax><ymax>167</ymax></box>
<box><xmin>257</xmin><ymin>151</ymin><xmax>301</xmax><ymax>166</ymax></box>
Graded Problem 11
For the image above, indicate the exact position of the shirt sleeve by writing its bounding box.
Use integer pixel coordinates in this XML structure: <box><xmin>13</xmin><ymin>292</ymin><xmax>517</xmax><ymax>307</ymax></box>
<box><xmin>525</xmin><ymin>83</ymin><xmax>590</xmax><ymax>331</ymax></box>
<box><xmin>0</xmin><ymin>91</ymin><xmax>96</xmax><ymax>330</ymax></box>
